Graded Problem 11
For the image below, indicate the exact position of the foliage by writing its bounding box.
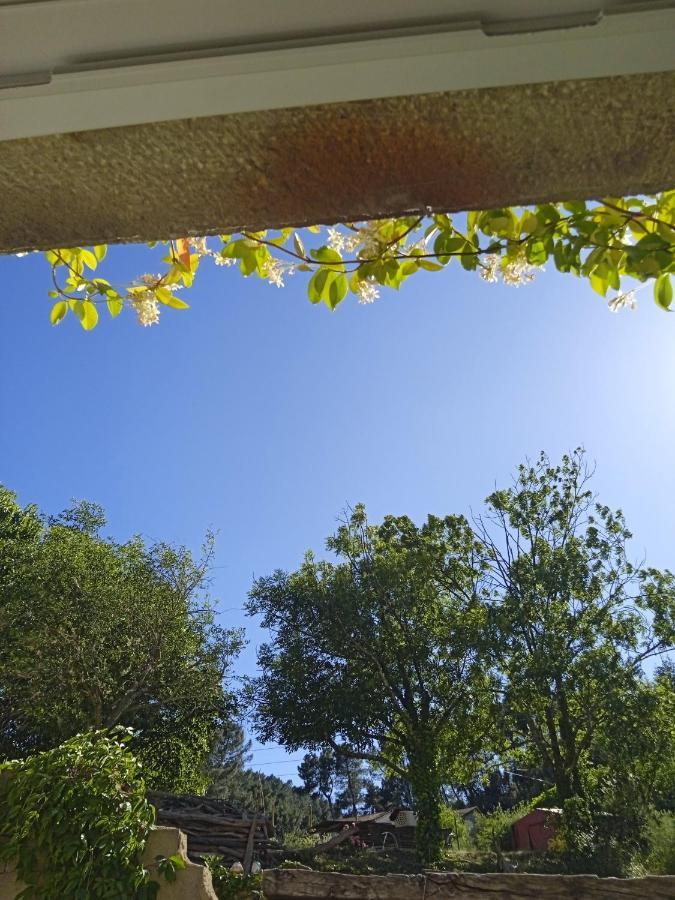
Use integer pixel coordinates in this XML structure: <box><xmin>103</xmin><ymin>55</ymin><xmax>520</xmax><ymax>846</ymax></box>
<box><xmin>0</xmin><ymin>729</ymin><xmax>159</xmax><ymax>900</ymax></box>
<box><xmin>473</xmin><ymin>803</ymin><xmax>532</xmax><ymax>853</ymax></box>
<box><xmin>451</xmin><ymin>765</ymin><xmax>551</xmax><ymax>813</ymax></box>
<box><xmin>208</xmin><ymin>766</ymin><xmax>329</xmax><ymax>839</ymax></box>
<box><xmin>477</xmin><ymin>449</ymin><xmax>675</xmax><ymax>805</ymax></box>
<box><xmin>298</xmin><ymin>751</ymin><xmax>339</xmax><ymax>814</ymax></box>
<box><xmin>439</xmin><ymin>808</ymin><xmax>470</xmax><ymax>850</ymax></box>
<box><xmin>29</xmin><ymin>193</ymin><xmax>675</xmax><ymax>329</ymax></box>
<box><xmin>246</xmin><ymin>505</ymin><xmax>499</xmax><ymax>863</ymax></box>
<box><xmin>643</xmin><ymin>811</ymin><xmax>675</xmax><ymax>875</ymax></box>
<box><xmin>0</xmin><ymin>486</ymin><xmax>244</xmax><ymax>793</ymax></box>
<box><xmin>203</xmin><ymin>858</ymin><xmax>263</xmax><ymax>900</ymax></box>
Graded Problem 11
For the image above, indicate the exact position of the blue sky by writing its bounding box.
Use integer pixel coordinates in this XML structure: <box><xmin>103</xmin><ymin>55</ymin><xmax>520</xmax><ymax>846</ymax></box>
<box><xmin>1</xmin><ymin>243</ymin><xmax>674</xmax><ymax>782</ymax></box>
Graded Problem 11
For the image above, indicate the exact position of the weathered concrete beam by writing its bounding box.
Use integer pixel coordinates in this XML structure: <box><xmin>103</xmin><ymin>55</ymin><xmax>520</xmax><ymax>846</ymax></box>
<box><xmin>263</xmin><ymin>867</ymin><xmax>675</xmax><ymax>900</ymax></box>
<box><xmin>1</xmin><ymin>71</ymin><xmax>674</xmax><ymax>254</ymax></box>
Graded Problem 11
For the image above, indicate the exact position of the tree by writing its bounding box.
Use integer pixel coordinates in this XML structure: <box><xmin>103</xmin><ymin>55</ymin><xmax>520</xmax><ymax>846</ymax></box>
<box><xmin>298</xmin><ymin>750</ymin><xmax>339</xmax><ymax>814</ymax></box>
<box><xmin>334</xmin><ymin>756</ymin><xmax>369</xmax><ymax>819</ymax></box>
<box><xmin>0</xmin><ymin>486</ymin><xmax>244</xmax><ymax>793</ymax></box>
<box><xmin>25</xmin><ymin>193</ymin><xmax>674</xmax><ymax>330</ymax></box>
<box><xmin>246</xmin><ymin>505</ymin><xmax>498</xmax><ymax>862</ymax></box>
<box><xmin>208</xmin><ymin>766</ymin><xmax>329</xmax><ymax>838</ymax></box>
<box><xmin>478</xmin><ymin>450</ymin><xmax>675</xmax><ymax>807</ymax></box>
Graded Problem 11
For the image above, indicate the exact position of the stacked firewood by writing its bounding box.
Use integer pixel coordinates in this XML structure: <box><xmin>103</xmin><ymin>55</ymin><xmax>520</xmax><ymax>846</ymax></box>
<box><xmin>147</xmin><ymin>790</ymin><xmax>279</xmax><ymax>866</ymax></box>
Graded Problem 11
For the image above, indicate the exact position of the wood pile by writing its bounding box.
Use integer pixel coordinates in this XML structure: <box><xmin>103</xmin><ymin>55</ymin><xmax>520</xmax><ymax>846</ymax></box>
<box><xmin>147</xmin><ymin>790</ymin><xmax>279</xmax><ymax>866</ymax></box>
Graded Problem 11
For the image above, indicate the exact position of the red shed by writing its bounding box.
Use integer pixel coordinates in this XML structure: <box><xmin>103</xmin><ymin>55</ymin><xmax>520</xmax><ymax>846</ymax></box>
<box><xmin>511</xmin><ymin>808</ymin><xmax>561</xmax><ymax>851</ymax></box>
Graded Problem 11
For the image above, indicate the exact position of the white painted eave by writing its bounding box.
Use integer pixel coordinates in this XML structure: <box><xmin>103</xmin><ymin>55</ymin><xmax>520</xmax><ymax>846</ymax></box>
<box><xmin>1</xmin><ymin>3</ymin><xmax>674</xmax><ymax>140</ymax></box>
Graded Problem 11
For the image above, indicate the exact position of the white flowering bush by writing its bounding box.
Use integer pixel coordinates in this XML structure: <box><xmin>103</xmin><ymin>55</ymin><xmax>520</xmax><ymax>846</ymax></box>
<box><xmin>31</xmin><ymin>192</ymin><xmax>675</xmax><ymax>329</ymax></box>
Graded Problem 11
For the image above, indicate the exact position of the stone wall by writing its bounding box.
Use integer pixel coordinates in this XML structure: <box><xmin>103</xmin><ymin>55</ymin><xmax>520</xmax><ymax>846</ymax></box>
<box><xmin>263</xmin><ymin>867</ymin><xmax>675</xmax><ymax>900</ymax></box>
<box><xmin>0</xmin><ymin>826</ymin><xmax>217</xmax><ymax>900</ymax></box>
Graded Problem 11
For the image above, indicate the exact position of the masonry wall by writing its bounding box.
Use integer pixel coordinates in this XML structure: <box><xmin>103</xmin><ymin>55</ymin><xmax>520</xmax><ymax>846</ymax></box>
<box><xmin>263</xmin><ymin>867</ymin><xmax>675</xmax><ymax>900</ymax></box>
<box><xmin>0</xmin><ymin>826</ymin><xmax>217</xmax><ymax>900</ymax></box>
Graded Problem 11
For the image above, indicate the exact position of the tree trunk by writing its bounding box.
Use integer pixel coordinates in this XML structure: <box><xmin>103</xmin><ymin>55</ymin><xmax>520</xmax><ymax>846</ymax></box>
<box><xmin>408</xmin><ymin>746</ymin><xmax>443</xmax><ymax>864</ymax></box>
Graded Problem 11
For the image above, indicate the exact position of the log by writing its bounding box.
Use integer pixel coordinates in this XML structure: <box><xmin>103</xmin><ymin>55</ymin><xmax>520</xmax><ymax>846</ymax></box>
<box><xmin>243</xmin><ymin>816</ymin><xmax>258</xmax><ymax>874</ymax></box>
<box><xmin>263</xmin><ymin>868</ymin><xmax>675</xmax><ymax>900</ymax></box>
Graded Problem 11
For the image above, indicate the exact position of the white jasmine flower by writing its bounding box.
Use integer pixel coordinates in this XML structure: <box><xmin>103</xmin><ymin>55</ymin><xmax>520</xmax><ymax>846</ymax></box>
<box><xmin>188</xmin><ymin>237</ymin><xmax>209</xmax><ymax>256</ymax></box>
<box><xmin>214</xmin><ymin>254</ymin><xmax>235</xmax><ymax>267</ymax></box>
<box><xmin>479</xmin><ymin>254</ymin><xmax>500</xmax><ymax>283</ymax></box>
<box><xmin>502</xmin><ymin>248</ymin><xmax>540</xmax><ymax>286</ymax></box>
<box><xmin>608</xmin><ymin>290</ymin><xmax>637</xmax><ymax>312</ymax></box>
<box><xmin>358</xmin><ymin>223</ymin><xmax>383</xmax><ymax>258</ymax></box>
<box><xmin>327</xmin><ymin>227</ymin><xmax>345</xmax><ymax>253</ymax></box>
<box><xmin>130</xmin><ymin>292</ymin><xmax>160</xmax><ymax>326</ymax></box>
<box><xmin>343</xmin><ymin>233</ymin><xmax>363</xmax><ymax>253</ymax></box>
<box><xmin>355</xmin><ymin>277</ymin><xmax>380</xmax><ymax>305</ymax></box>
<box><xmin>264</xmin><ymin>258</ymin><xmax>287</xmax><ymax>288</ymax></box>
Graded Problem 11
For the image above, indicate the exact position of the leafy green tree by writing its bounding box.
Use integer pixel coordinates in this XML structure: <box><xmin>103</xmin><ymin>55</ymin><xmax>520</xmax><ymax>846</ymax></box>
<box><xmin>246</xmin><ymin>505</ymin><xmax>498</xmax><ymax>862</ymax></box>
<box><xmin>28</xmin><ymin>192</ymin><xmax>675</xmax><ymax>330</ymax></box>
<box><xmin>478</xmin><ymin>450</ymin><xmax>675</xmax><ymax>806</ymax></box>
<box><xmin>298</xmin><ymin>750</ymin><xmax>339</xmax><ymax>814</ymax></box>
<box><xmin>334</xmin><ymin>756</ymin><xmax>369</xmax><ymax>819</ymax></box>
<box><xmin>0</xmin><ymin>487</ymin><xmax>244</xmax><ymax>793</ymax></box>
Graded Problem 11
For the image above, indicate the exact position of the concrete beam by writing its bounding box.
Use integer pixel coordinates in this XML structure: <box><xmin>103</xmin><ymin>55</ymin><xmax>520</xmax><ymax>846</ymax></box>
<box><xmin>1</xmin><ymin>71</ymin><xmax>674</xmax><ymax>254</ymax></box>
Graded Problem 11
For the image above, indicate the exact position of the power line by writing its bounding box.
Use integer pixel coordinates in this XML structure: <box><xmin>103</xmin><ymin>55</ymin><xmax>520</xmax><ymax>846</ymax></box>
<box><xmin>248</xmin><ymin>759</ymin><xmax>304</xmax><ymax>767</ymax></box>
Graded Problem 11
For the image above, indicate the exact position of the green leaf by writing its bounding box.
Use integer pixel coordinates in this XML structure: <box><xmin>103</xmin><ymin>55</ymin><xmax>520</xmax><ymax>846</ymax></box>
<box><xmin>93</xmin><ymin>245</ymin><xmax>107</xmax><ymax>261</ymax></box>
<box><xmin>654</xmin><ymin>274</ymin><xmax>673</xmax><ymax>311</ymax></box>
<box><xmin>309</xmin><ymin>246</ymin><xmax>344</xmax><ymax>269</ymax></box>
<box><xmin>590</xmin><ymin>272</ymin><xmax>608</xmax><ymax>297</ymax></box>
<box><xmin>308</xmin><ymin>268</ymin><xmax>331</xmax><ymax>304</ymax></box>
<box><xmin>325</xmin><ymin>273</ymin><xmax>348</xmax><ymax>310</ymax></box>
<box><xmin>478</xmin><ymin>208</ymin><xmax>517</xmax><ymax>239</ymax></box>
<box><xmin>293</xmin><ymin>233</ymin><xmax>305</xmax><ymax>258</ymax></box>
<box><xmin>155</xmin><ymin>287</ymin><xmax>190</xmax><ymax>309</ymax></box>
<box><xmin>433</xmin><ymin>233</ymin><xmax>464</xmax><ymax>263</ymax></box>
<box><xmin>79</xmin><ymin>249</ymin><xmax>98</xmax><ymax>270</ymax></box>
<box><xmin>416</xmin><ymin>259</ymin><xmax>444</xmax><ymax>272</ymax></box>
<box><xmin>72</xmin><ymin>299</ymin><xmax>99</xmax><ymax>330</ymax></box>
<box><xmin>50</xmin><ymin>301</ymin><xmax>68</xmax><ymax>325</ymax></box>
<box><xmin>107</xmin><ymin>298</ymin><xmax>124</xmax><ymax>318</ymax></box>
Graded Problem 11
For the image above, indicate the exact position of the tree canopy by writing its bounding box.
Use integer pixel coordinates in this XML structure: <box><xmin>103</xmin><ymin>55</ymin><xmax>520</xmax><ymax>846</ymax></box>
<box><xmin>20</xmin><ymin>192</ymin><xmax>675</xmax><ymax>330</ymax></box>
<box><xmin>0</xmin><ymin>485</ymin><xmax>244</xmax><ymax>793</ymax></box>
<box><xmin>246</xmin><ymin>506</ymin><xmax>500</xmax><ymax>861</ymax></box>
<box><xmin>478</xmin><ymin>450</ymin><xmax>675</xmax><ymax>804</ymax></box>
<box><xmin>247</xmin><ymin>452</ymin><xmax>675</xmax><ymax>867</ymax></box>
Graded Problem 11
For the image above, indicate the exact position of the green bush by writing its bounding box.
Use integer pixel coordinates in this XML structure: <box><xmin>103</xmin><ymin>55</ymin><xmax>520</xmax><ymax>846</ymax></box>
<box><xmin>439</xmin><ymin>808</ymin><xmax>470</xmax><ymax>850</ymax></box>
<box><xmin>473</xmin><ymin>804</ymin><xmax>531</xmax><ymax>852</ymax></box>
<box><xmin>0</xmin><ymin>729</ymin><xmax>158</xmax><ymax>899</ymax></box>
<box><xmin>282</xmin><ymin>831</ymin><xmax>322</xmax><ymax>850</ymax></box>
<box><xmin>559</xmin><ymin>792</ymin><xmax>648</xmax><ymax>877</ymax></box>
<box><xmin>203</xmin><ymin>858</ymin><xmax>263</xmax><ymax>900</ymax></box>
<box><xmin>643</xmin><ymin>811</ymin><xmax>675</xmax><ymax>875</ymax></box>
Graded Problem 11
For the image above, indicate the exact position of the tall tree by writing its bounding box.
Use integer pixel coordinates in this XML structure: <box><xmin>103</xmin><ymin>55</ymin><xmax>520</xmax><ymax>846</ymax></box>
<box><xmin>298</xmin><ymin>750</ymin><xmax>338</xmax><ymax>814</ymax></box>
<box><xmin>478</xmin><ymin>450</ymin><xmax>675</xmax><ymax>806</ymax></box>
<box><xmin>247</xmin><ymin>506</ymin><xmax>498</xmax><ymax>862</ymax></box>
<box><xmin>0</xmin><ymin>487</ymin><xmax>244</xmax><ymax>793</ymax></box>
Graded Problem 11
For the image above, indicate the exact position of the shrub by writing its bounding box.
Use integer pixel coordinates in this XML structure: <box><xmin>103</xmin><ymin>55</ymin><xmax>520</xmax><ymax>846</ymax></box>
<box><xmin>439</xmin><ymin>808</ymin><xmax>470</xmax><ymax>849</ymax></box>
<box><xmin>643</xmin><ymin>811</ymin><xmax>675</xmax><ymax>875</ymax></box>
<box><xmin>204</xmin><ymin>858</ymin><xmax>263</xmax><ymax>900</ymax></box>
<box><xmin>0</xmin><ymin>729</ymin><xmax>158</xmax><ymax>899</ymax></box>
<box><xmin>473</xmin><ymin>804</ymin><xmax>531</xmax><ymax>852</ymax></box>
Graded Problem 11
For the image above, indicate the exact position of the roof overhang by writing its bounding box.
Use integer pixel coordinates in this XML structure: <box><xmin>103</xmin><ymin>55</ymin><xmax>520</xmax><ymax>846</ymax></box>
<box><xmin>1</xmin><ymin>1</ymin><xmax>674</xmax><ymax>252</ymax></box>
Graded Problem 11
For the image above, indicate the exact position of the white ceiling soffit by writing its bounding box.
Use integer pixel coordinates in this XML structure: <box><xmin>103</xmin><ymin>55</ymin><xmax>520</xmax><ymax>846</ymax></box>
<box><xmin>1</xmin><ymin>0</ymin><xmax>674</xmax><ymax>140</ymax></box>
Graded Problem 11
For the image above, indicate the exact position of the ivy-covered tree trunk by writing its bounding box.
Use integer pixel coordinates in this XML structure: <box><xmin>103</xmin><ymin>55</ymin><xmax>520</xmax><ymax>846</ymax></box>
<box><xmin>408</xmin><ymin>744</ymin><xmax>443</xmax><ymax>864</ymax></box>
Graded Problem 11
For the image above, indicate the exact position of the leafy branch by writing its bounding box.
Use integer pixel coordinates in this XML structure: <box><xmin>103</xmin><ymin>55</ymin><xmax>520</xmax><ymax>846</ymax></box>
<box><xmin>26</xmin><ymin>192</ymin><xmax>675</xmax><ymax>329</ymax></box>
